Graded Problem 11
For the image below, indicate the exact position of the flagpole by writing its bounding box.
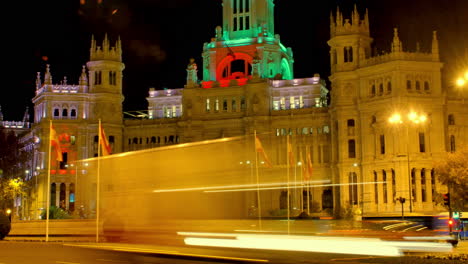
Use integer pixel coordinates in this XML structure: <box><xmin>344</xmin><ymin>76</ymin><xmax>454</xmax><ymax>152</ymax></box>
<box><xmin>286</xmin><ymin>135</ymin><xmax>290</xmax><ymax>235</ymax></box>
<box><xmin>254</xmin><ymin>131</ymin><xmax>262</xmax><ymax>230</ymax></box>
<box><xmin>96</xmin><ymin>119</ymin><xmax>101</xmax><ymax>243</ymax></box>
<box><xmin>300</xmin><ymin>150</ymin><xmax>303</xmax><ymax>212</ymax></box>
<box><xmin>307</xmin><ymin>146</ymin><xmax>311</xmax><ymax>215</ymax></box>
<box><xmin>46</xmin><ymin>120</ymin><xmax>52</xmax><ymax>242</ymax></box>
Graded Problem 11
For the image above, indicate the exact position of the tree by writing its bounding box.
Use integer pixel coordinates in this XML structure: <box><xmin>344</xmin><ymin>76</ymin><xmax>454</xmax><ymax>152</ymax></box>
<box><xmin>433</xmin><ymin>146</ymin><xmax>468</xmax><ymax>211</ymax></box>
<box><xmin>0</xmin><ymin>128</ymin><xmax>28</xmax><ymax>210</ymax></box>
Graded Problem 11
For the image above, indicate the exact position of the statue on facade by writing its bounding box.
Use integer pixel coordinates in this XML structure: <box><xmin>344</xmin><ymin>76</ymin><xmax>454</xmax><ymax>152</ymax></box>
<box><xmin>186</xmin><ymin>58</ymin><xmax>198</xmax><ymax>87</ymax></box>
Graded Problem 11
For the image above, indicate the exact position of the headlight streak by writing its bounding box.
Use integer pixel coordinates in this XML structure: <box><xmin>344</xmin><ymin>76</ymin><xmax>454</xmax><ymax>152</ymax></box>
<box><xmin>178</xmin><ymin>232</ymin><xmax>453</xmax><ymax>256</ymax></box>
<box><xmin>203</xmin><ymin>181</ymin><xmax>387</xmax><ymax>193</ymax></box>
<box><xmin>152</xmin><ymin>180</ymin><xmax>331</xmax><ymax>193</ymax></box>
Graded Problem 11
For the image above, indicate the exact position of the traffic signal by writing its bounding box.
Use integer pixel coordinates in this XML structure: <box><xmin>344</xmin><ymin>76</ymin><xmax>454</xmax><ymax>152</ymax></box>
<box><xmin>448</xmin><ymin>218</ymin><xmax>454</xmax><ymax>227</ymax></box>
<box><xmin>443</xmin><ymin>193</ymin><xmax>450</xmax><ymax>206</ymax></box>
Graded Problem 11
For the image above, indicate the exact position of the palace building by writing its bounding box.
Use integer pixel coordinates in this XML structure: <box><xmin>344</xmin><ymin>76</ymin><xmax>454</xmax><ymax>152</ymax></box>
<box><xmin>6</xmin><ymin>1</ymin><xmax>467</xmax><ymax>220</ymax></box>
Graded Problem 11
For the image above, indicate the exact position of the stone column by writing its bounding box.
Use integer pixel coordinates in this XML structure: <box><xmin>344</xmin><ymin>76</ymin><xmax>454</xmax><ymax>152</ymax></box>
<box><xmin>386</xmin><ymin>169</ymin><xmax>394</xmax><ymax>212</ymax></box>
<box><xmin>425</xmin><ymin>168</ymin><xmax>433</xmax><ymax>210</ymax></box>
<box><xmin>414</xmin><ymin>168</ymin><xmax>422</xmax><ymax>210</ymax></box>
<box><xmin>377</xmin><ymin>171</ymin><xmax>384</xmax><ymax>212</ymax></box>
<box><xmin>55</xmin><ymin>183</ymin><xmax>60</xmax><ymax>207</ymax></box>
<box><xmin>65</xmin><ymin>183</ymin><xmax>70</xmax><ymax>210</ymax></box>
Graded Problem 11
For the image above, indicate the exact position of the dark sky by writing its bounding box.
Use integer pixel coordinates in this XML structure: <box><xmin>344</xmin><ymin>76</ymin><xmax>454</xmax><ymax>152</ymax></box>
<box><xmin>1</xmin><ymin>0</ymin><xmax>467</xmax><ymax>121</ymax></box>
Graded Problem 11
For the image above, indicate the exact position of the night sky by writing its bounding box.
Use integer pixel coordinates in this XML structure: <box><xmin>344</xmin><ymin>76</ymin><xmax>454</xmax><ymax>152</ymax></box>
<box><xmin>1</xmin><ymin>0</ymin><xmax>467</xmax><ymax>121</ymax></box>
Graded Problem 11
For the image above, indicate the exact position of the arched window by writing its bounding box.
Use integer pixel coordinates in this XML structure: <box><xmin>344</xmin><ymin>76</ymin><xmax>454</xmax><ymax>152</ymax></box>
<box><xmin>151</xmin><ymin>136</ymin><xmax>156</xmax><ymax>143</ymax></box>
<box><xmin>416</xmin><ymin>81</ymin><xmax>421</xmax><ymax>90</ymax></box>
<box><xmin>379</xmin><ymin>83</ymin><xmax>384</xmax><ymax>95</ymax></box>
<box><xmin>387</xmin><ymin>81</ymin><xmax>392</xmax><ymax>93</ymax></box>
<box><xmin>133</xmin><ymin>137</ymin><xmax>138</xmax><ymax>144</ymax></box>
<box><xmin>70</xmin><ymin>109</ymin><xmax>77</xmax><ymax>119</ymax></box>
<box><xmin>371</xmin><ymin>85</ymin><xmax>376</xmax><ymax>96</ymax></box>
<box><xmin>448</xmin><ymin>114</ymin><xmax>455</xmax><ymax>125</ymax></box>
<box><xmin>62</xmin><ymin>108</ymin><xmax>68</xmax><ymax>117</ymax></box>
<box><xmin>407</xmin><ymin>80</ymin><xmax>412</xmax><ymax>90</ymax></box>
<box><xmin>54</xmin><ymin>108</ymin><xmax>60</xmax><ymax>117</ymax></box>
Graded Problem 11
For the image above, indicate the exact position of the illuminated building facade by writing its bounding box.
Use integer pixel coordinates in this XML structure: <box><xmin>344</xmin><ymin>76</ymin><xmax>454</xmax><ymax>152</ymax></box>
<box><xmin>15</xmin><ymin>1</ymin><xmax>467</xmax><ymax>219</ymax></box>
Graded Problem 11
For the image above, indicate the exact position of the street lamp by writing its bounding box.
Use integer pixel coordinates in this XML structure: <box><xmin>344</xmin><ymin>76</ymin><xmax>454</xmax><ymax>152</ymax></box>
<box><xmin>389</xmin><ymin>111</ymin><xmax>427</xmax><ymax>213</ymax></box>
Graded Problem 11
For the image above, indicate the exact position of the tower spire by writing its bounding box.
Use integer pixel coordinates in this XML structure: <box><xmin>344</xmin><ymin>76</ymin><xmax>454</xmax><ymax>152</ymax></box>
<box><xmin>36</xmin><ymin>72</ymin><xmax>42</xmax><ymax>90</ymax></box>
<box><xmin>391</xmin><ymin>28</ymin><xmax>402</xmax><ymax>53</ymax></box>
<box><xmin>44</xmin><ymin>64</ymin><xmax>52</xmax><ymax>85</ymax></box>
<box><xmin>79</xmin><ymin>65</ymin><xmax>88</xmax><ymax>85</ymax></box>
<box><xmin>432</xmin><ymin>31</ymin><xmax>439</xmax><ymax>61</ymax></box>
<box><xmin>22</xmin><ymin>107</ymin><xmax>29</xmax><ymax>123</ymax></box>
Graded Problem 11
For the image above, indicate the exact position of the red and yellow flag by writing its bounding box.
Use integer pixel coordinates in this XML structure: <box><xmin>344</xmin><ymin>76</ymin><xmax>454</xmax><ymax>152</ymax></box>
<box><xmin>255</xmin><ymin>136</ymin><xmax>272</xmax><ymax>168</ymax></box>
<box><xmin>99</xmin><ymin>123</ymin><xmax>112</xmax><ymax>156</ymax></box>
<box><xmin>306</xmin><ymin>147</ymin><xmax>313</xmax><ymax>180</ymax></box>
<box><xmin>50</xmin><ymin>124</ymin><xmax>63</xmax><ymax>162</ymax></box>
<box><xmin>287</xmin><ymin>138</ymin><xmax>295</xmax><ymax>166</ymax></box>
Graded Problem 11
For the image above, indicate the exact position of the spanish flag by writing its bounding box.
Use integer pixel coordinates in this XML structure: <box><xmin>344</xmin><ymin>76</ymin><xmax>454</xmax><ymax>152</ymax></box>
<box><xmin>255</xmin><ymin>136</ymin><xmax>272</xmax><ymax>168</ymax></box>
<box><xmin>50</xmin><ymin>123</ymin><xmax>63</xmax><ymax>162</ymax></box>
<box><xmin>99</xmin><ymin>122</ymin><xmax>112</xmax><ymax>156</ymax></box>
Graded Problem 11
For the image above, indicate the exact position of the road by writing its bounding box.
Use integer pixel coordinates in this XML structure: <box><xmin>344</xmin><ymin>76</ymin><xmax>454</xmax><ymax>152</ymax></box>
<box><xmin>0</xmin><ymin>239</ymin><xmax>465</xmax><ymax>264</ymax></box>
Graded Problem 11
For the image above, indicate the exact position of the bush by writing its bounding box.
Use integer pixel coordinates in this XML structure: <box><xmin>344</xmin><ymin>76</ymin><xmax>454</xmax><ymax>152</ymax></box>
<box><xmin>40</xmin><ymin>206</ymin><xmax>72</xmax><ymax>220</ymax></box>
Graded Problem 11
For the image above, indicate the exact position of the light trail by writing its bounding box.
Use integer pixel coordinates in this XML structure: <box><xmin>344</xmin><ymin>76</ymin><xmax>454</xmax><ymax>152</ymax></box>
<box><xmin>179</xmin><ymin>232</ymin><xmax>453</xmax><ymax>256</ymax></box>
<box><xmin>152</xmin><ymin>180</ymin><xmax>330</xmax><ymax>193</ymax></box>
<box><xmin>203</xmin><ymin>181</ymin><xmax>387</xmax><ymax>193</ymax></box>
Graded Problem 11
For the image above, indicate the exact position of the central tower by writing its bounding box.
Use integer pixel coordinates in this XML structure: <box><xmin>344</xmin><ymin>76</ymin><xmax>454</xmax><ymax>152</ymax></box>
<box><xmin>201</xmin><ymin>0</ymin><xmax>294</xmax><ymax>84</ymax></box>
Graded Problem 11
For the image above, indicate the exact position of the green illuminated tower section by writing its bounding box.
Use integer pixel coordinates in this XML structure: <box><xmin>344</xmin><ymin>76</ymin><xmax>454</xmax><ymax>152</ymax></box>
<box><xmin>202</xmin><ymin>0</ymin><xmax>294</xmax><ymax>83</ymax></box>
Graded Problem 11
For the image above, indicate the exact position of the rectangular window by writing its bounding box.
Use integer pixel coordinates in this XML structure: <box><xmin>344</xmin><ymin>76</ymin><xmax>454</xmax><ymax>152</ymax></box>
<box><xmin>315</xmin><ymin>98</ymin><xmax>320</xmax><ymax>107</ymax></box>
<box><xmin>273</xmin><ymin>101</ymin><xmax>279</xmax><ymax>110</ymax></box>
<box><xmin>206</xmin><ymin>98</ymin><xmax>210</xmax><ymax>112</ymax></box>
<box><xmin>60</xmin><ymin>152</ymin><xmax>68</xmax><ymax>170</ymax></box>
<box><xmin>245</xmin><ymin>15</ymin><xmax>250</xmax><ymax>29</ymax></box>
<box><xmin>419</xmin><ymin>132</ymin><xmax>425</xmax><ymax>152</ymax></box>
<box><xmin>215</xmin><ymin>98</ymin><xmax>219</xmax><ymax>112</ymax></box>
<box><xmin>239</xmin><ymin>17</ymin><xmax>244</xmax><ymax>30</ymax></box>
<box><xmin>233</xmin><ymin>17</ymin><xmax>237</xmax><ymax>31</ymax></box>
<box><xmin>280</xmin><ymin>97</ymin><xmax>286</xmax><ymax>110</ymax></box>
<box><xmin>299</xmin><ymin>96</ymin><xmax>304</xmax><ymax>108</ymax></box>
<box><xmin>290</xmin><ymin>96</ymin><xmax>295</xmax><ymax>109</ymax></box>
<box><xmin>241</xmin><ymin>97</ymin><xmax>246</xmax><ymax>110</ymax></box>
<box><xmin>223</xmin><ymin>99</ymin><xmax>228</xmax><ymax>111</ymax></box>
<box><xmin>348</xmin><ymin>139</ymin><xmax>356</xmax><ymax>158</ymax></box>
<box><xmin>232</xmin><ymin>98</ymin><xmax>237</xmax><ymax>112</ymax></box>
<box><xmin>380</xmin><ymin>134</ymin><xmax>385</xmax><ymax>154</ymax></box>
<box><xmin>172</xmin><ymin>105</ymin><xmax>177</xmax><ymax>117</ymax></box>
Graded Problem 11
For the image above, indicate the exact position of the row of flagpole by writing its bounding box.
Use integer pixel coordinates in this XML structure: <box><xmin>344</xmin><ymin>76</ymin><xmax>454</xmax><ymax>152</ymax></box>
<box><xmin>254</xmin><ymin>131</ymin><xmax>313</xmax><ymax>234</ymax></box>
<box><xmin>47</xmin><ymin>119</ymin><xmax>111</xmax><ymax>242</ymax></box>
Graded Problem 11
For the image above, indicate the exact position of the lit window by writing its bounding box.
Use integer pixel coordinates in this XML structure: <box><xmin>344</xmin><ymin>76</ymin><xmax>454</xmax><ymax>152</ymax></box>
<box><xmin>172</xmin><ymin>105</ymin><xmax>177</xmax><ymax>117</ymax></box>
<box><xmin>280</xmin><ymin>97</ymin><xmax>286</xmax><ymax>110</ymax></box>
<box><xmin>290</xmin><ymin>96</ymin><xmax>295</xmax><ymax>109</ymax></box>
<box><xmin>215</xmin><ymin>98</ymin><xmax>219</xmax><ymax>111</ymax></box>
<box><xmin>299</xmin><ymin>96</ymin><xmax>304</xmax><ymax>108</ymax></box>
<box><xmin>206</xmin><ymin>98</ymin><xmax>210</xmax><ymax>112</ymax></box>
<box><xmin>273</xmin><ymin>101</ymin><xmax>279</xmax><ymax>110</ymax></box>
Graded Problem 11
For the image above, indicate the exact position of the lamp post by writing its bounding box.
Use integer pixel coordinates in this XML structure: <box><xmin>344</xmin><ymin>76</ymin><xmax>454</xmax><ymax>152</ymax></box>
<box><xmin>389</xmin><ymin>111</ymin><xmax>427</xmax><ymax>214</ymax></box>
<box><xmin>396</xmin><ymin>197</ymin><xmax>406</xmax><ymax>220</ymax></box>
